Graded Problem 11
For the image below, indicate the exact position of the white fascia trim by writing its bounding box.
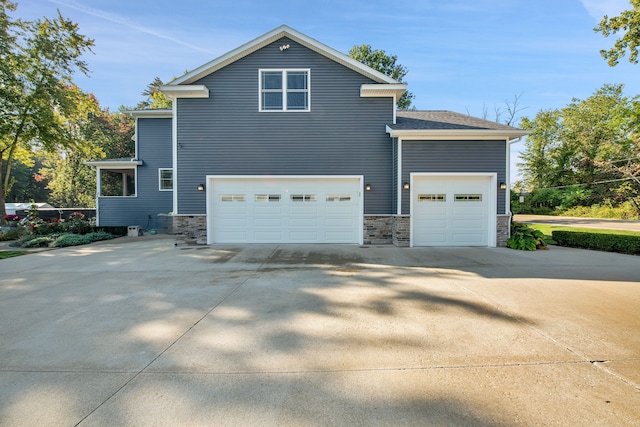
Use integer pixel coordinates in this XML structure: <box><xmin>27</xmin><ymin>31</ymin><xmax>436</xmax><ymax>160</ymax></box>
<box><xmin>361</xmin><ymin>84</ymin><xmax>407</xmax><ymax>100</ymax></box>
<box><xmin>205</xmin><ymin>175</ymin><xmax>364</xmax><ymax>245</ymax></box>
<box><xmin>387</xmin><ymin>128</ymin><xmax>529</xmax><ymax>140</ymax></box>
<box><xmin>409</xmin><ymin>172</ymin><xmax>498</xmax><ymax>248</ymax></box>
<box><xmin>397</xmin><ymin>138</ymin><xmax>403</xmax><ymax>215</ymax></box>
<box><xmin>171</xmin><ymin>25</ymin><xmax>398</xmax><ymax>85</ymax></box>
<box><xmin>124</xmin><ymin>109</ymin><xmax>173</xmax><ymax>119</ymax></box>
<box><xmin>85</xmin><ymin>160</ymin><xmax>142</xmax><ymax>168</ymax></box>
<box><xmin>172</xmin><ymin>100</ymin><xmax>178</xmax><ymax>214</ymax></box>
<box><xmin>160</xmin><ymin>85</ymin><xmax>209</xmax><ymax>99</ymax></box>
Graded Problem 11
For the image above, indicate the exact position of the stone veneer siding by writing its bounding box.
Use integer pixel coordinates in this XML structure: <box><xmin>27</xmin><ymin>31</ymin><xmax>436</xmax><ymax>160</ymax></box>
<box><xmin>363</xmin><ymin>215</ymin><xmax>394</xmax><ymax>245</ymax></box>
<box><xmin>393</xmin><ymin>216</ymin><xmax>410</xmax><ymax>247</ymax></box>
<box><xmin>496</xmin><ymin>214</ymin><xmax>511</xmax><ymax>247</ymax></box>
<box><xmin>172</xmin><ymin>214</ymin><xmax>207</xmax><ymax>245</ymax></box>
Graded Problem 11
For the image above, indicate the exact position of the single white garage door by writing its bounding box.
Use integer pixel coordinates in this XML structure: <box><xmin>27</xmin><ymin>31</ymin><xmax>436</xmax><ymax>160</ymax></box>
<box><xmin>209</xmin><ymin>176</ymin><xmax>362</xmax><ymax>244</ymax></box>
<box><xmin>412</xmin><ymin>175</ymin><xmax>494</xmax><ymax>247</ymax></box>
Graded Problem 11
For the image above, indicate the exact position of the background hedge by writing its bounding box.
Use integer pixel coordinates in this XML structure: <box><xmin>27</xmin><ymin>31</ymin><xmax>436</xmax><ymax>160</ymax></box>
<box><xmin>552</xmin><ymin>230</ymin><xmax>640</xmax><ymax>255</ymax></box>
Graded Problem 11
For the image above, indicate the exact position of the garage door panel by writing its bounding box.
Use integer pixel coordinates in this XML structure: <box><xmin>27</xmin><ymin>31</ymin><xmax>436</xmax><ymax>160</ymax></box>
<box><xmin>211</xmin><ymin>177</ymin><xmax>361</xmax><ymax>244</ymax></box>
<box><xmin>413</xmin><ymin>176</ymin><xmax>492</xmax><ymax>247</ymax></box>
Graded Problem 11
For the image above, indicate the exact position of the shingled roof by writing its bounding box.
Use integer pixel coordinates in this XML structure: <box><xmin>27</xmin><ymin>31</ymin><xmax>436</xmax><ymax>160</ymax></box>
<box><xmin>387</xmin><ymin>110</ymin><xmax>528</xmax><ymax>139</ymax></box>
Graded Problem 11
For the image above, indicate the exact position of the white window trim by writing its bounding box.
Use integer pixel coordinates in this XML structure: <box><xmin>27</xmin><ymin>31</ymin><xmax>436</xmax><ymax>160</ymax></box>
<box><xmin>258</xmin><ymin>68</ymin><xmax>311</xmax><ymax>112</ymax></box>
<box><xmin>96</xmin><ymin>166</ymin><xmax>138</xmax><ymax>198</ymax></box>
<box><xmin>159</xmin><ymin>168</ymin><xmax>173</xmax><ymax>191</ymax></box>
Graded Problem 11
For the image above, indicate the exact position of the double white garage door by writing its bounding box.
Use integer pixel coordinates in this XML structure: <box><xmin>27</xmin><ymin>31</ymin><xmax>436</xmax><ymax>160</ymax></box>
<box><xmin>208</xmin><ymin>176</ymin><xmax>362</xmax><ymax>244</ymax></box>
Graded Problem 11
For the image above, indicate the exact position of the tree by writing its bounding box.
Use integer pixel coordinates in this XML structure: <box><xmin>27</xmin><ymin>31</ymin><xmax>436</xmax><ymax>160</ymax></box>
<box><xmin>39</xmin><ymin>98</ymin><xmax>135</xmax><ymax>207</ymax></box>
<box><xmin>519</xmin><ymin>84</ymin><xmax>639</xmax><ymax>210</ymax></box>
<box><xmin>136</xmin><ymin>77</ymin><xmax>172</xmax><ymax>110</ymax></box>
<box><xmin>348</xmin><ymin>44</ymin><xmax>415</xmax><ymax>110</ymax></box>
<box><xmin>0</xmin><ymin>1</ymin><xmax>94</xmax><ymax>220</ymax></box>
<box><xmin>595</xmin><ymin>0</ymin><xmax>640</xmax><ymax>66</ymax></box>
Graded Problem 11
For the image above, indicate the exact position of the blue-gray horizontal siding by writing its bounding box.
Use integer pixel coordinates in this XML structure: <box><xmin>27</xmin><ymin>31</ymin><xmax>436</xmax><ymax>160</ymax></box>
<box><xmin>401</xmin><ymin>140</ymin><xmax>507</xmax><ymax>215</ymax></box>
<box><xmin>98</xmin><ymin>117</ymin><xmax>173</xmax><ymax>228</ymax></box>
<box><xmin>176</xmin><ymin>37</ymin><xmax>394</xmax><ymax>215</ymax></box>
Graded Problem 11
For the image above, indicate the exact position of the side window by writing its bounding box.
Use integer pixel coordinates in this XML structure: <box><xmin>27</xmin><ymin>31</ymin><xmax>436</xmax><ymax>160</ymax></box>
<box><xmin>259</xmin><ymin>69</ymin><xmax>310</xmax><ymax>112</ymax></box>
<box><xmin>159</xmin><ymin>168</ymin><xmax>173</xmax><ymax>191</ymax></box>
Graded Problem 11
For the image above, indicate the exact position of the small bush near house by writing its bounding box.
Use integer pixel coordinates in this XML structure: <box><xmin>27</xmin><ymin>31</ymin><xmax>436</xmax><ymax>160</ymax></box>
<box><xmin>85</xmin><ymin>231</ymin><xmax>114</xmax><ymax>242</ymax></box>
<box><xmin>0</xmin><ymin>229</ymin><xmax>21</xmax><ymax>241</ymax></box>
<box><xmin>552</xmin><ymin>231</ymin><xmax>640</xmax><ymax>255</ymax></box>
<box><xmin>96</xmin><ymin>226</ymin><xmax>128</xmax><ymax>237</ymax></box>
<box><xmin>21</xmin><ymin>236</ymin><xmax>55</xmax><ymax>248</ymax></box>
<box><xmin>507</xmin><ymin>222</ymin><xmax>548</xmax><ymax>251</ymax></box>
<box><xmin>51</xmin><ymin>233</ymin><xmax>92</xmax><ymax>248</ymax></box>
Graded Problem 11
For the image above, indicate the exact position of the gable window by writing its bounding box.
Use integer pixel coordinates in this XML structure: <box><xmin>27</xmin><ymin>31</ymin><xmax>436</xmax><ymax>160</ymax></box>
<box><xmin>259</xmin><ymin>69</ymin><xmax>310</xmax><ymax>112</ymax></box>
<box><xmin>159</xmin><ymin>168</ymin><xmax>173</xmax><ymax>191</ymax></box>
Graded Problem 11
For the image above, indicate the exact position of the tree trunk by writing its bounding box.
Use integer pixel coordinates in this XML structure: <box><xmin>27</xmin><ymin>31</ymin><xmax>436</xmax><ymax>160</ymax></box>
<box><xmin>0</xmin><ymin>152</ymin><xmax>6</xmax><ymax>222</ymax></box>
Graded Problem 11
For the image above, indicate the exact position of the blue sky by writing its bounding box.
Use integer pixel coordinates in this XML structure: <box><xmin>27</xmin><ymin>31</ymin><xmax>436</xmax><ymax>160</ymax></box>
<box><xmin>16</xmin><ymin>0</ymin><xmax>639</xmax><ymax>180</ymax></box>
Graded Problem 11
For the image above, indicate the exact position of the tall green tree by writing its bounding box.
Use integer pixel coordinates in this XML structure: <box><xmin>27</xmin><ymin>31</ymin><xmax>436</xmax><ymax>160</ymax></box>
<box><xmin>595</xmin><ymin>0</ymin><xmax>640</xmax><ymax>66</ymax></box>
<box><xmin>0</xmin><ymin>1</ymin><xmax>94</xmax><ymax>220</ymax></box>
<box><xmin>348</xmin><ymin>44</ymin><xmax>415</xmax><ymax>110</ymax></box>
<box><xmin>136</xmin><ymin>77</ymin><xmax>172</xmax><ymax>110</ymax></box>
<box><xmin>519</xmin><ymin>84</ymin><xmax>639</xmax><ymax>207</ymax></box>
<box><xmin>39</xmin><ymin>97</ymin><xmax>135</xmax><ymax>208</ymax></box>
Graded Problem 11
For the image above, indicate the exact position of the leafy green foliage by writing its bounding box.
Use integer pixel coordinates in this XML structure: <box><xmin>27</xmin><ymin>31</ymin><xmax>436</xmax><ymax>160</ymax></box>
<box><xmin>594</xmin><ymin>0</ymin><xmax>640</xmax><ymax>66</ymax></box>
<box><xmin>507</xmin><ymin>222</ymin><xmax>548</xmax><ymax>251</ymax></box>
<box><xmin>50</xmin><ymin>233</ymin><xmax>90</xmax><ymax>247</ymax></box>
<box><xmin>136</xmin><ymin>77</ymin><xmax>172</xmax><ymax>110</ymax></box>
<box><xmin>21</xmin><ymin>236</ymin><xmax>54</xmax><ymax>248</ymax></box>
<box><xmin>348</xmin><ymin>44</ymin><xmax>414</xmax><ymax>110</ymax></box>
<box><xmin>552</xmin><ymin>230</ymin><xmax>640</xmax><ymax>255</ymax></box>
<box><xmin>518</xmin><ymin>84</ymin><xmax>640</xmax><ymax>213</ymax></box>
<box><xmin>0</xmin><ymin>2</ymin><xmax>94</xmax><ymax>219</ymax></box>
<box><xmin>0</xmin><ymin>228</ymin><xmax>20</xmax><ymax>241</ymax></box>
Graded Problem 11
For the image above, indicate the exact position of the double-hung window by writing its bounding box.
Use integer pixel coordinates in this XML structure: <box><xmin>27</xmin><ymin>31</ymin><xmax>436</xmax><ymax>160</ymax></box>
<box><xmin>260</xmin><ymin>69</ymin><xmax>310</xmax><ymax>111</ymax></box>
<box><xmin>159</xmin><ymin>168</ymin><xmax>173</xmax><ymax>191</ymax></box>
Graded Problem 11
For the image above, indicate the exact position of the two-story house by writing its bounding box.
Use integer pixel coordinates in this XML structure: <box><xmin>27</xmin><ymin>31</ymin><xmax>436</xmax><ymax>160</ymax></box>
<box><xmin>88</xmin><ymin>25</ymin><xmax>527</xmax><ymax>247</ymax></box>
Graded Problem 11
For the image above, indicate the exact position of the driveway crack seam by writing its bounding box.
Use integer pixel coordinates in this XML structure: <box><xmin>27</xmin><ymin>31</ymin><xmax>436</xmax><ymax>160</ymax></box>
<box><xmin>73</xmin><ymin>272</ymin><xmax>255</xmax><ymax>426</ymax></box>
<box><xmin>449</xmin><ymin>277</ymin><xmax>640</xmax><ymax>392</ymax></box>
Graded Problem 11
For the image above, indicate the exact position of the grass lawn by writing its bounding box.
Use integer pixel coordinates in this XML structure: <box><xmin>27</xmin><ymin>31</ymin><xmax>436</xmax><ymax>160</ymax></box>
<box><xmin>0</xmin><ymin>251</ymin><xmax>28</xmax><ymax>259</ymax></box>
<box><xmin>527</xmin><ymin>223</ymin><xmax>640</xmax><ymax>245</ymax></box>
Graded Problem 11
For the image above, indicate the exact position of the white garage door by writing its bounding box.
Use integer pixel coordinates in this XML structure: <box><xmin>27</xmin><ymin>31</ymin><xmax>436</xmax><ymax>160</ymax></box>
<box><xmin>209</xmin><ymin>176</ymin><xmax>362</xmax><ymax>244</ymax></box>
<box><xmin>412</xmin><ymin>175</ymin><xmax>494</xmax><ymax>247</ymax></box>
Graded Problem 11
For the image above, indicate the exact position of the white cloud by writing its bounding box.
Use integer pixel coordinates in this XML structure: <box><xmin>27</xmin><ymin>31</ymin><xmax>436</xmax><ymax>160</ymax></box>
<box><xmin>580</xmin><ymin>0</ymin><xmax>629</xmax><ymax>21</ymax></box>
<box><xmin>47</xmin><ymin>0</ymin><xmax>216</xmax><ymax>55</ymax></box>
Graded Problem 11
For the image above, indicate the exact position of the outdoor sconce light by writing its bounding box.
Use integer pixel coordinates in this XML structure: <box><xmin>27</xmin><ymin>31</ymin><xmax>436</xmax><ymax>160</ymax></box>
<box><xmin>403</xmin><ymin>182</ymin><xmax>410</xmax><ymax>190</ymax></box>
<box><xmin>499</xmin><ymin>182</ymin><xmax>507</xmax><ymax>190</ymax></box>
<box><xmin>197</xmin><ymin>183</ymin><xmax>205</xmax><ymax>191</ymax></box>
<box><xmin>365</xmin><ymin>183</ymin><xmax>372</xmax><ymax>191</ymax></box>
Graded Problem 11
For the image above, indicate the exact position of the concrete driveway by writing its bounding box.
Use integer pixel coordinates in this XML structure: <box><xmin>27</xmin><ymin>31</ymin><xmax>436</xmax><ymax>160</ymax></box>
<box><xmin>1</xmin><ymin>236</ymin><xmax>639</xmax><ymax>426</ymax></box>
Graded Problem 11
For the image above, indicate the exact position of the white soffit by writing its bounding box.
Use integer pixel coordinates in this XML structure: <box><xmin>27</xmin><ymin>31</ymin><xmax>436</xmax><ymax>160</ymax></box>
<box><xmin>160</xmin><ymin>85</ymin><xmax>209</xmax><ymax>99</ymax></box>
<box><xmin>386</xmin><ymin>126</ymin><xmax>529</xmax><ymax>140</ymax></box>
<box><xmin>361</xmin><ymin>84</ymin><xmax>407</xmax><ymax>99</ymax></box>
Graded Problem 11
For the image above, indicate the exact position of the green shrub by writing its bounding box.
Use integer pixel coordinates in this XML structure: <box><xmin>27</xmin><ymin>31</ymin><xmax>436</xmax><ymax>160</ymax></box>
<box><xmin>21</xmin><ymin>236</ymin><xmax>54</xmax><ymax>248</ymax></box>
<box><xmin>0</xmin><ymin>229</ymin><xmax>21</xmax><ymax>241</ymax></box>
<box><xmin>552</xmin><ymin>230</ymin><xmax>640</xmax><ymax>255</ymax></box>
<box><xmin>85</xmin><ymin>231</ymin><xmax>113</xmax><ymax>242</ymax></box>
<box><xmin>507</xmin><ymin>222</ymin><xmax>548</xmax><ymax>251</ymax></box>
<box><xmin>51</xmin><ymin>233</ymin><xmax>92</xmax><ymax>248</ymax></box>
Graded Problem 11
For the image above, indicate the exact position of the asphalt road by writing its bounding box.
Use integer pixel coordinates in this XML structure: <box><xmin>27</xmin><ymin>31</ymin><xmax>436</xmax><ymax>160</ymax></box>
<box><xmin>514</xmin><ymin>214</ymin><xmax>640</xmax><ymax>232</ymax></box>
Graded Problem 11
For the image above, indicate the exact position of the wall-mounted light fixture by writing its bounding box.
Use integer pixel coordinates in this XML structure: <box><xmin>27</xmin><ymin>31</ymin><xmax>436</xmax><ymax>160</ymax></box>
<box><xmin>365</xmin><ymin>183</ymin><xmax>372</xmax><ymax>191</ymax></box>
<box><xmin>403</xmin><ymin>182</ymin><xmax>410</xmax><ymax>190</ymax></box>
<box><xmin>499</xmin><ymin>182</ymin><xmax>507</xmax><ymax>190</ymax></box>
<box><xmin>279</xmin><ymin>44</ymin><xmax>290</xmax><ymax>51</ymax></box>
<box><xmin>197</xmin><ymin>183</ymin><xmax>205</xmax><ymax>191</ymax></box>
